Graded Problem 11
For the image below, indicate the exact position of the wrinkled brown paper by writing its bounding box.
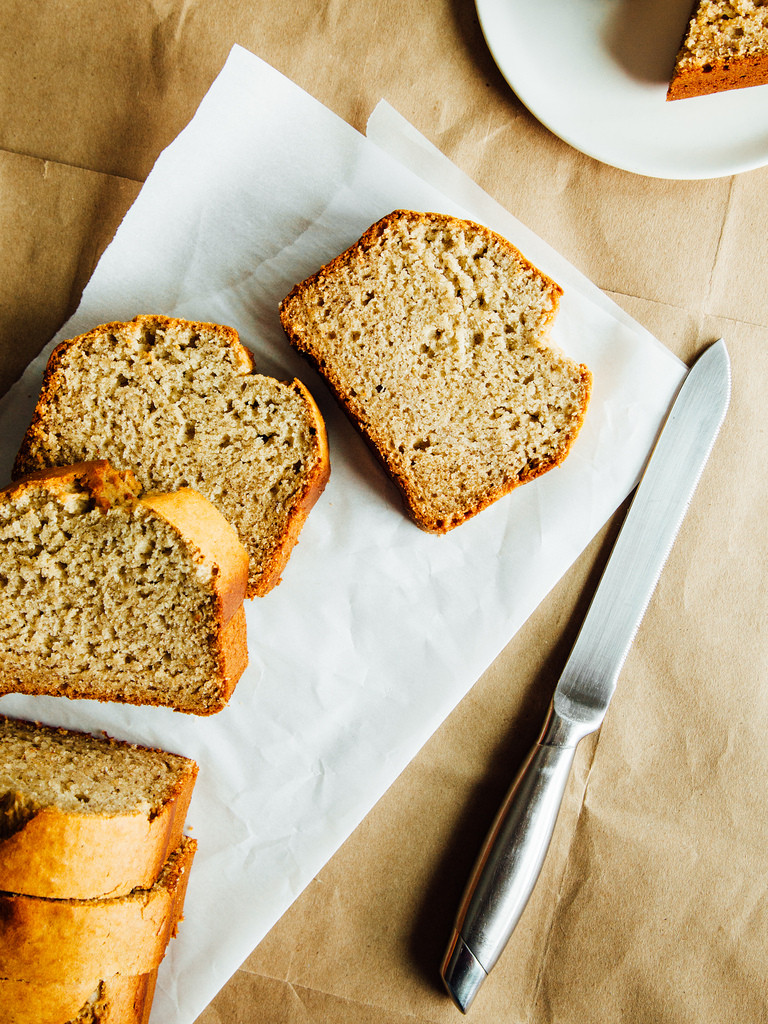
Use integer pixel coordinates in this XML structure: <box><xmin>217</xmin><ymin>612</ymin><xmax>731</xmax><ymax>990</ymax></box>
<box><xmin>1</xmin><ymin>2</ymin><xmax>766</xmax><ymax>1022</ymax></box>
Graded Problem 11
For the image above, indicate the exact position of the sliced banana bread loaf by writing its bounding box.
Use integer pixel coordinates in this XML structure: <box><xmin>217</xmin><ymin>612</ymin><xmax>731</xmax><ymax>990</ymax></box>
<box><xmin>0</xmin><ymin>835</ymin><xmax>195</xmax><ymax>983</ymax></box>
<box><xmin>668</xmin><ymin>0</ymin><xmax>768</xmax><ymax>99</ymax></box>
<box><xmin>0</xmin><ymin>715</ymin><xmax>198</xmax><ymax>899</ymax></box>
<box><xmin>280</xmin><ymin>210</ymin><xmax>591</xmax><ymax>532</ymax></box>
<box><xmin>0</xmin><ymin>461</ymin><xmax>248</xmax><ymax>714</ymax></box>
<box><xmin>13</xmin><ymin>314</ymin><xmax>330</xmax><ymax>597</ymax></box>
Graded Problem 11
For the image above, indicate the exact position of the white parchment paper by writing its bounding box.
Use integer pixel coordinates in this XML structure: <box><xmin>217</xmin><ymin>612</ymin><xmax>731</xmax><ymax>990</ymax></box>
<box><xmin>0</xmin><ymin>46</ymin><xmax>685</xmax><ymax>1023</ymax></box>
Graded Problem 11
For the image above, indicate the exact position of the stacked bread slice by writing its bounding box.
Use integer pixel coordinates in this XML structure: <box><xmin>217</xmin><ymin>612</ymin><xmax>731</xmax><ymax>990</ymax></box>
<box><xmin>13</xmin><ymin>314</ymin><xmax>330</xmax><ymax>598</ymax></box>
<box><xmin>3</xmin><ymin>314</ymin><xmax>330</xmax><ymax>712</ymax></box>
<box><xmin>2</xmin><ymin>973</ymin><xmax>159</xmax><ymax>1024</ymax></box>
<box><xmin>0</xmin><ymin>460</ymin><xmax>249</xmax><ymax>714</ymax></box>
<box><xmin>0</xmin><ymin>714</ymin><xmax>198</xmax><ymax>1023</ymax></box>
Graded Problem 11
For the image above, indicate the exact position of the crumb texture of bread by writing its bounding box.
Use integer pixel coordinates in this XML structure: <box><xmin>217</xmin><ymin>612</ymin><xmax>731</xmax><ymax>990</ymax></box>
<box><xmin>0</xmin><ymin>835</ymin><xmax>195</xmax><ymax>983</ymax></box>
<box><xmin>13</xmin><ymin>314</ymin><xmax>330</xmax><ymax>597</ymax></box>
<box><xmin>280</xmin><ymin>210</ymin><xmax>591</xmax><ymax>532</ymax></box>
<box><xmin>0</xmin><ymin>462</ymin><xmax>248</xmax><ymax>714</ymax></box>
<box><xmin>0</xmin><ymin>715</ymin><xmax>198</xmax><ymax>898</ymax></box>
<box><xmin>668</xmin><ymin>0</ymin><xmax>768</xmax><ymax>99</ymax></box>
<box><xmin>1</xmin><ymin>970</ymin><xmax>157</xmax><ymax>1024</ymax></box>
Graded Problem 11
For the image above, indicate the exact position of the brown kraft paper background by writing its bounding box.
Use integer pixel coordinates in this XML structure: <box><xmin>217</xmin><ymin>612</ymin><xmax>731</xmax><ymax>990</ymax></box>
<box><xmin>1</xmin><ymin>1</ymin><xmax>766</xmax><ymax>1021</ymax></box>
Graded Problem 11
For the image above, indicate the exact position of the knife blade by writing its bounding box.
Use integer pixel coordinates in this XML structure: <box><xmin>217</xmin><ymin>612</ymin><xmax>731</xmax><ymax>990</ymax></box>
<box><xmin>441</xmin><ymin>338</ymin><xmax>731</xmax><ymax>1013</ymax></box>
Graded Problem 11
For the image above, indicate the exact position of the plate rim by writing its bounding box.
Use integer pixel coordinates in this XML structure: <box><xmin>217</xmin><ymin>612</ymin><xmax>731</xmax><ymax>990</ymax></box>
<box><xmin>475</xmin><ymin>0</ymin><xmax>768</xmax><ymax>180</ymax></box>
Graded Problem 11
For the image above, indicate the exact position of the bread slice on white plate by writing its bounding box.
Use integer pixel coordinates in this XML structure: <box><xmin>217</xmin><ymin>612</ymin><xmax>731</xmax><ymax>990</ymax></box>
<box><xmin>0</xmin><ymin>715</ymin><xmax>198</xmax><ymax>899</ymax></box>
<box><xmin>0</xmin><ymin>461</ymin><xmax>248</xmax><ymax>714</ymax></box>
<box><xmin>280</xmin><ymin>210</ymin><xmax>591</xmax><ymax>532</ymax></box>
<box><xmin>14</xmin><ymin>314</ymin><xmax>330</xmax><ymax>597</ymax></box>
<box><xmin>667</xmin><ymin>0</ymin><xmax>768</xmax><ymax>100</ymax></box>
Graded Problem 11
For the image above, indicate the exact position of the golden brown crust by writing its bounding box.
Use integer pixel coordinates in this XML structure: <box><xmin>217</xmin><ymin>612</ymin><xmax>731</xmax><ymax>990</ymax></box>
<box><xmin>0</xmin><ymin>837</ymin><xmax>195</xmax><ymax>983</ymax></box>
<box><xmin>252</xmin><ymin>378</ymin><xmax>331</xmax><ymax>596</ymax></box>
<box><xmin>666</xmin><ymin>0</ymin><xmax>768</xmax><ymax>101</ymax></box>
<box><xmin>0</xmin><ymin>970</ymin><xmax>157</xmax><ymax>1024</ymax></box>
<box><xmin>1</xmin><ymin>460</ymin><xmax>142</xmax><ymax>509</ymax></box>
<box><xmin>139</xmin><ymin>488</ymin><xmax>248</xmax><ymax>625</ymax></box>
<box><xmin>667</xmin><ymin>50</ymin><xmax>768</xmax><ymax>98</ymax></box>
<box><xmin>206</xmin><ymin>603</ymin><xmax>249</xmax><ymax>713</ymax></box>
<box><xmin>138</xmin><ymin>487</ymin><xmax>250</xmax><ymax>707</ymax></box>
<box><xmin>0</xmin><ymin>760</ymin><xmax>198</xmax><ymax>900</ymax></box>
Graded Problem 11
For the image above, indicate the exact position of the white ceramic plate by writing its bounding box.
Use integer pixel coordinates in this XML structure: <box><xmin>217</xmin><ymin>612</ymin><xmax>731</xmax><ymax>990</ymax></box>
<box><xmin>475</xmin><ymin>0</ymin><xmax>768</xmax><ymax>179</ymax></box>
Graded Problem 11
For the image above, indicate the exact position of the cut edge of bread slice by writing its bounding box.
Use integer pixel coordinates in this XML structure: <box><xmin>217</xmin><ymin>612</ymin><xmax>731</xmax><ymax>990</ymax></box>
<box><xmin>0</xmin><ymin>461</ymin><xmax>248</xmax><ymax>714</ymax></box>
<box><xmin>280</xmin><ymin>209</ymin><xmax>591</xmax><ymax>533</ymax></box>
<box><xmin>0</xmin><ymin>714</ymin><xmax>198</xmax><ymax>899</ymax></box>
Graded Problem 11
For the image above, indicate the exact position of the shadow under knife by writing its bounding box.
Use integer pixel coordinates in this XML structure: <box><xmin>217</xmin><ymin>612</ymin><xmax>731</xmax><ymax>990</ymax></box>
<box><xmin>407</xmin><ymin>493</ymin><xmax>633</xmax><ymax>997</ymax></box>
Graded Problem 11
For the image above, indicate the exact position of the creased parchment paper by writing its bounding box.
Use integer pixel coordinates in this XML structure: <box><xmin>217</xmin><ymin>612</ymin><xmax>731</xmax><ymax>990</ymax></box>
<box><xmin>0</xmin><ymin>46</ymin><xmax>685</xmax><ymax>1023</ymax></box>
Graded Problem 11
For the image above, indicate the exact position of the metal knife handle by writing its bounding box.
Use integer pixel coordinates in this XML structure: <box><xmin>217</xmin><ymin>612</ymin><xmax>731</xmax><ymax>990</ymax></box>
<box><xmin>441</xmin><ymin>704</ymin><xmax>593</xmax><ymax>1012</ymax></box>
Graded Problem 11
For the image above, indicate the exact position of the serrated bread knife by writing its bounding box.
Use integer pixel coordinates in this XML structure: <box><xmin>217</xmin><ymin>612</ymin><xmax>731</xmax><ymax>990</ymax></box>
<box><xmin>441</xmin><ymin>339</ymin><xmax>731</xmax><ymax>1012</ymax></box>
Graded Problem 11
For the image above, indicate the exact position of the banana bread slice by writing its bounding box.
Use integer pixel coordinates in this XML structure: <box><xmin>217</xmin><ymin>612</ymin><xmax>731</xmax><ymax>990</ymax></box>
<box><xmin>0</xmin><ymin>835</ymin><xmax>195</xmax><ymax>983</ymax></box>
<box><xmin>1</xmin><ymin>970</ymin><xmax>156</xmax><ymax>1024</ymax></box>
<box><xmin>13</xmin><ymin>315</ymin><xmax>330</xmax><ymax>597</ymax></box>
<box><xmin>280</xmin><ymin>210</ymin><xmax>591</xmax><ymax>532</ymax></box>
<box><xmin>0</xmin><ymin>715</ymin><xmax>198</xmax><ymax>899</ymax></box>
<box><xmin>668</xmin><ymin>0</ymin><xmax>768</xmax><ymax>100</ymax></box>
<box><xmin>0</xmin><ymin>461</ymin><xmax>248</xmax><ymax>714</ymax></box>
